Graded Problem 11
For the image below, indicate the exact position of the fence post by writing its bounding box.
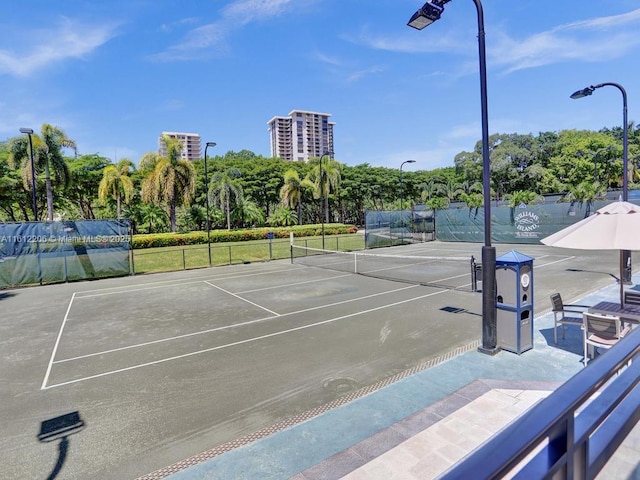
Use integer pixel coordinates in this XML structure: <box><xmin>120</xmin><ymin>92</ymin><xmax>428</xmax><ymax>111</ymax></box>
<box><xmin>182</xmin><ymin>249</ymin><xmax>186</xmax><ymax>270</ymax></box>
<box><xmin>129</xmin><ymin>226</ymin><xmax>136</xmax><ymax>276</ymax></box>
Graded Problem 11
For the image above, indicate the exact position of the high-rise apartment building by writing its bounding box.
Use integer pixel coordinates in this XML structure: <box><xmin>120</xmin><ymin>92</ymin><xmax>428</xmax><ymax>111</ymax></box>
<box><xmin>267</xmin><ymin>110</ymin><xmax>334</xmax><ymax>162</ymax></box>
<box><xmin>158</xmin><ymin>132</ymin><xmax>202</xmax><ymax>161</ymax></box>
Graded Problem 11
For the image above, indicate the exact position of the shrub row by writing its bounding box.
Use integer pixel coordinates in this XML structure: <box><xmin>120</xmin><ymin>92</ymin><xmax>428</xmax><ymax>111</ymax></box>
<box><xmin>131</xmin><ymin>224</ymin><xmax>358</xmax><ymax>249</ymax></box>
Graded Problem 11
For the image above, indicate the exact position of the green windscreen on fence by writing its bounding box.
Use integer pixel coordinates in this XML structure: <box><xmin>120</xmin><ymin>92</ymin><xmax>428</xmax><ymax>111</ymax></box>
<box><xmin>366</xmin><ymin>198</ymin><xmax>640</xmax><ymax>245</ymax></box>
<box><xmin>365</xmin><ymin>208</ymin><xmax>435</xmax><ymax>248</ymax></box>
<box><xmin>435</xmin><ymin>199</ymin><xmax>640</xmax><ymax>243</ymax></box>
<box><xmin>0</xmin><ymin>220</ymin><xmax>131</xmax><ymax>287</ymax></box>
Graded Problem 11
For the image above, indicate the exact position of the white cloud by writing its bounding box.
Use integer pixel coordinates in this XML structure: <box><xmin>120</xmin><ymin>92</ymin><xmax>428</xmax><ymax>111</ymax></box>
<box><xmin>158</xmin><ymin>99</ymin><xmax>185</xmax><ymax>112</ymax></box>
<box><xmin>221</xmin><ymin>0</ymin><xmax>298</xmax><ymax>25</ymax></box>
<box><xmin>311</xmin><ymin>49</ymin><xmax>385</xmax><ymax>84</ymax></box>
<box><xmin>348</xmin><ymin>8</ymin><xmax>640</xmax><ymax>74</ymax></box>
<box><xmin>491</xmin><ymin>9</ymin><xmax>640</xmax><ymax>73</ymax></box>
<box><xmin>312</xmin><ymin>51</ymin><xmax>343</xmax><ymax>67</ymax></box>
<box><xmin>342</xmin><ymin>27</ymin><xmax>468</xmax><ymax>55</ymax></box>
<box><xmin>0</xmin><ymin>17</ymin><xmax>120</xmax><ymax>77</ymax></box>
<box><xmin>345</xmin><ymin>66</ymin><xmax>385</xmax><ymax>84</ymax></box>
<box><xmin>151</xmin><ymin>0</ymin><xmax>318</xmax><ymax>62</ymax></box>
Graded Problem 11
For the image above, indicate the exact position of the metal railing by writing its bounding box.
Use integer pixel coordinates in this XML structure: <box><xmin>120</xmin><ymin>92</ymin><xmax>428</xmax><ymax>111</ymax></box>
<box><xmin>441</xmin><ymin>327</ymin><xmax>640</xmax><ymax>479</ymax></box>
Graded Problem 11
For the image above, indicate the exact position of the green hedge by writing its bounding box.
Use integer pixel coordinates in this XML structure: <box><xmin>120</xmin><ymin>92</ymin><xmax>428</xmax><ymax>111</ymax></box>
<box><xmin>132</xmin><ymin>224</ymin><xmax>358</xmax><ymax>249</ymax></box>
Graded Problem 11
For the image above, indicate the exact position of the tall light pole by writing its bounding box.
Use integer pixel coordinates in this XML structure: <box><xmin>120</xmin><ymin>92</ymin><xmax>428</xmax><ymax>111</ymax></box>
<box><xmin>571</xmin><ymin>82</ymin><xmax>632</xmax><ymax>286</ymax></box>
<box><xmin>204</xmin><ymin>142</ymin><xmax>216</xmax><ymax>267</ymax></box>
<box><xmin>319</xmin><ymin>151</ymin><xmax>333</xmax><ymax>250</ymax></box>
<box><xmin>19</xmin><ymin>128</ymin><xmax>38</xmax><ymax>221</ymax></box>
<box><xmin>409</xmin><ymin>0</ymin><xmax>499</xmax><ymax>355</ymax></box>
<box><xmin>400</xmin><ymin>160</ymin><xmax>416</xmax><ymax>212</ymax></box>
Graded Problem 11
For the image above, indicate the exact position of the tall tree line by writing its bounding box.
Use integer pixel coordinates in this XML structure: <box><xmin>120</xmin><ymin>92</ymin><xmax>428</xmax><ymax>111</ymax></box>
<box><xmin>2</xmin><ymin>126</ymin><xmax>640</xmax><ymax>233</ymax></box>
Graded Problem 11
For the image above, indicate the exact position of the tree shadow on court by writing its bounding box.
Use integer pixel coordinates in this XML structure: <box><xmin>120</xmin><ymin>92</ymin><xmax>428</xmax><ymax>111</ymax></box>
<box><xmin>0</xmin><ymin>292</ymin><xmax>16</xmax><ymax>301</ymax></box>
<box><xmin>565</xmin><ymin>268</ymin><xmax>618</xmax><ymax>282</ymax></box>
<box><xmin>38</xmin><ymin>411</ymin><xmax>85</xmax><ymax>480</ymax></box>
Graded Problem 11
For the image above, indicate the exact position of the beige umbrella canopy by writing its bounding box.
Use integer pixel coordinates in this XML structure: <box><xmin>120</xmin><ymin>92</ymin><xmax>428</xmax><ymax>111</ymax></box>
<box><xmin>541</xmin><ymin>200</ymin><xmax>639</xmax><ymax>305</ymax></box>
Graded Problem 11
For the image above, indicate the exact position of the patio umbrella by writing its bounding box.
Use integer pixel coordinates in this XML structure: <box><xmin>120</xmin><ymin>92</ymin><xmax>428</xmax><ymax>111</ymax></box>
<box><xmin>541</xmin><ymin>200</ymin><xmax>639</xmax><ymax>306</ymax></box>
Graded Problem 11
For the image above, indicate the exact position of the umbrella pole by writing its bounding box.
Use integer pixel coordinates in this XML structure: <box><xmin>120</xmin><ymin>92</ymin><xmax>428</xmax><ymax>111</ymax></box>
<box><xmin>620</xmin><ymin>250</ymin><xmax>625</xmax><ymax>307</ymax></box>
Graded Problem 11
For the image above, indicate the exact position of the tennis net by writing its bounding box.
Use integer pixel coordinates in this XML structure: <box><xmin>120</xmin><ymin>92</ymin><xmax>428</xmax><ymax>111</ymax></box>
<box><xmin>290</xmin><ymin>245</ymin><xmax>477</xmax><ymax>291</ymax></box>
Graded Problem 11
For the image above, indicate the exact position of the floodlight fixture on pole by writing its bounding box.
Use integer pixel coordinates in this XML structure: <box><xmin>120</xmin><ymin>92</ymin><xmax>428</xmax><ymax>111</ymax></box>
<box><xmin>319</xmin><ymin>151</ymin><xmax>333</xmax><ymax>250</ymax></box>
<box><xmin>408</xmin><ymin>0</ymin><xmax>499</xmax><ymax>355</ymax></box>
<box><xmin>407</xmin><ymin>2</ymin><xmax>445</xmax><ymax>29</ymax></box>
<box><xmin>19</xmin><ymin>127</ymin><xmax>38</xmax><ymax>221</ymax></box>
<box><xmin>400</xmin><ymin>160</ymin><xmax>416</xmax><ymax>212</ymax></box>
<box><xmin>204</xmin><ymin>142</ymin><xmax>216</xmax><ymax>267</ymax></box>
<box><xmin>571</xmin><ymin>82</ymin><xmax>631</xmax><ymax>286</ymax></box>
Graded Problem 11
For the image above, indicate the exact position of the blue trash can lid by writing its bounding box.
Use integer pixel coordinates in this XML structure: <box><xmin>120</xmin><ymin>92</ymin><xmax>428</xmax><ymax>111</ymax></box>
<box><xmin>496</xmin><ymin>250</ymin><xmax>534</xmax><ymax>264</ymax></box>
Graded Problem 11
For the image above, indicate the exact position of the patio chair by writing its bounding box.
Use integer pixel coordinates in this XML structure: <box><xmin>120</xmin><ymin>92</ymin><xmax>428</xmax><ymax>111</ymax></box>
<box><xmin>582</xmin><ymin>312</ymin><xmax>631</xmax><ymax>366</ymax></box>
<box><xmin>624</xmin><ymin>290</ymin><xmax>640</xmax><ymax>307</ymax></box>
<box><xmin>622</xmin><ymin>290</ymin><xmax>640</xmax><ymax>327</ymax></box>
<box><xmin>550</xmin><ymin>293</ymin><xmax>590</xmax><ymax>344</ymax></box>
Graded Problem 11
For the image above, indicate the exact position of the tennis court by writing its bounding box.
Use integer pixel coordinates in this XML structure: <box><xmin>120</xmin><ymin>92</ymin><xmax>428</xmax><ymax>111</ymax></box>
<box><xmin>0</xmin><ymin>241</ymin><xmax>627</xmax><ymax>479</ymax></box>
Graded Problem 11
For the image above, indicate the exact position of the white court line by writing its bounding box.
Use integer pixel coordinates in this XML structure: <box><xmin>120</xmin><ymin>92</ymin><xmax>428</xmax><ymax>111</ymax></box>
<box><xmin>237</xmin><ymin>273</ymin><xmax>352</xmax><ymax>294</ymax></box>
<box><xmin>534</xmin><ymin>256</ymin><xmax>575</xmax><ymax>268</ymax></box>
<box><xmin>74</xmin><ymin>266</ymin><xmax>297</xmax><ymax>299</ymax></box>
<box><xmin>52</xmin><ymin>284</ymin><xmax>419</xmax><ymax>365</ymax></box>
<box><xmin>43</xmin><ymin>287</ymin><xmax>445</xmax><ymax>390</ymax></box>
<box><xmin>204</xmin><ymin>280</ymin><xmax>280</xmax><ymax>316</ymax></box>
<box><xmin>41</xmin><ymin>293</ymin><xmax>76</xmax><ymax>390</ymax></box>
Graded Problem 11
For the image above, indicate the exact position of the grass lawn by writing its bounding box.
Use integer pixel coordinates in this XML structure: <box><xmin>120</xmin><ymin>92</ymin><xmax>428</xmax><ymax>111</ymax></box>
<box><xmin>132</xmin><ymin>233</ymin><xmax>365</xmax><ymax>274</ymax></box>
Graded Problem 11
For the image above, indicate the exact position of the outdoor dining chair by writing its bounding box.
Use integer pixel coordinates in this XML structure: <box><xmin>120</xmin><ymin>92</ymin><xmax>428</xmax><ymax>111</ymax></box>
<box><xmin>550</xmin><ymin>293</ymin><xmax>590</xmax><ymax>344</ymax></box>
<box><xmin>582</xmin><ymin>312</ymin><xmax>631</xmax><ymax>366</ymax></box>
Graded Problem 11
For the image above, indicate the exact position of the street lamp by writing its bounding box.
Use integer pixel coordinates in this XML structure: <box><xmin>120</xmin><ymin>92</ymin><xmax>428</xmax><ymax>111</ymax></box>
<box><xmin>571</xmin><ymin>82</ymin><xmax>632</xmax><ymax>285</ymax></box>
<box><xmin>319</xmin><ymin>151</ymin><xmax>333</xmax><ymax>249</ymax></box>
<box><xmin>400</xmin><ymin>160</ymin><xmax>416</xmax><ymax>212</ymax></box>
<box><xmin>408</xmin><ymin>0</ymin><xmax>499</xmax><ymax>355</ymax></box>
<box><xmin>204</xmin><ymin>141</ymin><xmax>216</xmax><ymax>267</ymax></box>
<box><xmin>19</xmin><ymin>127</ymin><xmax>38</xmax><ymax>220</ymax></box>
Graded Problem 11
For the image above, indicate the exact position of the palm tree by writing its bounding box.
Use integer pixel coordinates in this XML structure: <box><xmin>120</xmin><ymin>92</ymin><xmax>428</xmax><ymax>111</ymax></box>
<box><xmin>504</xmin><ymin>190</ymin><xmax>543</xmax><ymax>208</ymax></box>
<box><xmin>564</xmin><ymin>181</ymin><xmax>607</xmax><ymax>218</ymax></box>
<box><xmin>140</xmin><ymin>203</ymin><xmax>169</xmax><ymax>233</ymax></box>
<box><xmin>419</xmin><ymin>179</ymin><xmax>440</xmax><ymax>203</ymax></box>
<box><xmin>269</xmin><ymin>206</ymin><xmax>298</xmax><ymax>226</ymax></box>
<box><xmin>280</xmin><ymin>169</ymin><xmax>304</xmax><ymax>224</ymax></box>
<box><xmin>98</xmin><ymin>159</ymin><xmax>135</xmax><ymax>219</ymax></box>
<box><xmin>8</xmin><ymin>124</ymin><xmax>76</xmax><ymax>221</ymax></box>
<box><xmin>141</xmin><ymin>135</ymin><xmax>196</xmax><ymax>232</ymax></box>
<box><xmin>210</xmin><ymin>168</ymin><xmax>243</xmax><ymax>230</ymax></box>
<box><xmin>437</xmin><ymin>178</ymin><xmax>464</xmax><ymax>203</ymax></box>
<box><xmin>307</xmin><ymin>156</ymin><xmax>341</xmax><ymax>223</ymax></box>
<box><xmin>233</xmin><ymin>196</ymin><xmax>265</xmax><ymax>227</ymax></box>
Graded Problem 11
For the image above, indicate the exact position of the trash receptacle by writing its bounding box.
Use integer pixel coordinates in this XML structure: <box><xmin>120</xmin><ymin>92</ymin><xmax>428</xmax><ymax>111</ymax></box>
<box><xmin>496</xmin><ymin>250</ymin><xmax>534</xmax><ymax>354</ymax></box>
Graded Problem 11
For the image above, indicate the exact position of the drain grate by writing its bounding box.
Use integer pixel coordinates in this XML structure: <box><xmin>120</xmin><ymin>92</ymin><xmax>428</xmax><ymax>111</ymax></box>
<box><xmin>137</xmin><ymin>340</ymin><xmax>480</xmax><ymax>479</ymax></box>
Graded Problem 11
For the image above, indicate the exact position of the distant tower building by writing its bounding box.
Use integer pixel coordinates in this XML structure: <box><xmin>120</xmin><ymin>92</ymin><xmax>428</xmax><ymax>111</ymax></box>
<box><xmin>267</xmin><ymin>110</ymin><xmax>335</xmax><ymax>162</ymax></box>
<box><xmin>159</xmin><ymin>132</ymin><xmax>202</xmax><ymax>161</ymax></box>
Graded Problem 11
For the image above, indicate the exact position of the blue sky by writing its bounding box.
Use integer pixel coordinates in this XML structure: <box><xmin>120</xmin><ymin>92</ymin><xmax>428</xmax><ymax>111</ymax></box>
<box><xmin>2</xmin><ymin>0</ymin><xmax>640</xmax><ymax>171</ymax></box>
